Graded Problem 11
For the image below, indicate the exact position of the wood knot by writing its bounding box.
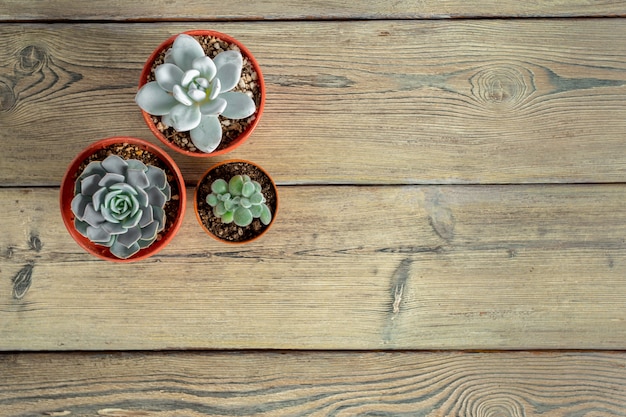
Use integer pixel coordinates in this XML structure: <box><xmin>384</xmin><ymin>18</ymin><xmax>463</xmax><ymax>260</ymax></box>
<box><xmin>470</xmin><ymin>64</ymin><xmax>534</xmax><ymax>110</ymax></box>
<box><xmin>29</xmin><ymin>232</ymin><xmax>43</xmax><ymax>252</ymax></box>
<box><xmin>465</xmin><ymin>394</ymin><xmax>527</xmax><ymax>417</ymax></box>
<box><xmin>16</xmin><ymin>45</ymin><xmax>48</xmax><ymax>74</ymax></box>
<box><xmin>12</xmin><ymin>262</ymin><xmax>34</xmax><ymax>300</ymax></box>
<box><xmin>0</xmin><ymin>80</ymin><xmax>16</xmax><ymax>112</ymax></box>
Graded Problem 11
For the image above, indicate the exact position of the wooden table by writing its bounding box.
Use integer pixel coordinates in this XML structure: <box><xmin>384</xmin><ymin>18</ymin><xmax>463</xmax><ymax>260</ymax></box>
<box><xmin>2</xmin><ymin>1</ymin><xmax>626</xmax><ymax>415</ymax></box>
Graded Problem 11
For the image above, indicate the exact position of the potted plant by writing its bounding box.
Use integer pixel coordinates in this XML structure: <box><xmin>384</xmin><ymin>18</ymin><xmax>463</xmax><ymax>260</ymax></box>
<box><xmin>136</xmin><ymin>30</ymin><xmax>265</xmax><ymax>157</ymax></box>
<box><xmin>195</xmin><ymin>160</ymin><xmax>278</xmax><ymax>243</ymax></box>
<box><xmin>60</xmin><ymin>137</ymin><xmax>186</xmax><ymax>262</ymax></box>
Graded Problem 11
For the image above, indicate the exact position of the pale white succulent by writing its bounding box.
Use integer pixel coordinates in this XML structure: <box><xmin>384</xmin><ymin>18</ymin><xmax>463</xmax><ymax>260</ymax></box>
<box><xmin>136</xmin><ymin>34</ymin><xmax>256</xmax><ymax>153</ymax></box>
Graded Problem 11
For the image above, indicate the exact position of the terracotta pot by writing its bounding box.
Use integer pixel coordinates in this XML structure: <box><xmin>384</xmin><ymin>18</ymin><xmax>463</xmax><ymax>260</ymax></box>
<box><xmin>138</xmin><ymin>30</ymin><xmax>266</xmax><ymax>157</ymax></box>
<box><xmin>194</xmin><ymin>159</ymin><xmax>278</xmax><ymax>244</ymax></box>
<box><xmin>60</xmin><ymin>137</ymin><xmax>187</xmax><ymax>262</ymax></box>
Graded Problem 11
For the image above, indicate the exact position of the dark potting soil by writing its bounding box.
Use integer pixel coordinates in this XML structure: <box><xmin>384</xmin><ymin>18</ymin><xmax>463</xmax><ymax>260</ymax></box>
<box><xmin>74</xmin><ymin>143</ymin><xmax>182</xmax><ymax>244</ymax></box>
<box><xmin>196</xmin><ymin>161</ymin><xmax>277</xmax><ymax>243</ymax></box>
<box><xmin>145</xmin><ymin>35</ymin><xmax>262</xmax><ymax>154</ymax></box>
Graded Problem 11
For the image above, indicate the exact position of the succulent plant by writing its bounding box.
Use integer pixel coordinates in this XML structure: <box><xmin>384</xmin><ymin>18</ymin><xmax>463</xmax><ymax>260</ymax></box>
<box><xmin>71</xmin><ymin>154</ymin><xmax>172</xmax><ymax>259</ymax></box>
<box><xmin>206</xmin><ymin>175</ymin><xmax>272</xmax><ymax>227</ymax></box>
<box><xmin>136</xmin><ymin>33</ymin><xmax>256</xmax><ymax>153</ymax></box>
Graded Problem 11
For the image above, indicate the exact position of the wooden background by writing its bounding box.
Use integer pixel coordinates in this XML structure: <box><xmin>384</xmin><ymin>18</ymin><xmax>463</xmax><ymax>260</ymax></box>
<box><xmin>2</xmin><ymin>1</ymin><xmax>626</xmax><ymax>415</ymax></box>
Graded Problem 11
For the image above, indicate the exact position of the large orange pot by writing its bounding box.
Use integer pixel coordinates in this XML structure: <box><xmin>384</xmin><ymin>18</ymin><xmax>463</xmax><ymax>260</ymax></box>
<box><xmin>138</xmin><ymin>30</ymin><xmax>266</xmax><ymax>157</ymax></box>
<box><xmin>60</xmin><ymin>137</ymin><xmax>186</xmax><ymax>262</ymax></box>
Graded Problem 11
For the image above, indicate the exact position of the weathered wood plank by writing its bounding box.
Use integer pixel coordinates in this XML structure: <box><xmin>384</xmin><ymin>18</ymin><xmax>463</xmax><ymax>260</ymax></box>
<box><xmin>2</xmin><ymin>185</ymin><xmax>626</xmax><ymax>350</ymax></box>
<box><xmin>2</xmin><ymin>21</ymin><xmax>626</xmax><ymax>185</ymax></box>
<box><xmin>1</xmin><ymin>351</ymin><xmax>625</xmax><ymax>416</ymax></box>
<box><xmin>2</xmin><ymin>0</ymin><xmax>626</xmax><ymax>21</ymax></box>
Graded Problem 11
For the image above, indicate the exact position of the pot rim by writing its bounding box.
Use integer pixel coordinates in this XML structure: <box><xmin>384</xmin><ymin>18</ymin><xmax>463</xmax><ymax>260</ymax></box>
<box><xmin>138</xmin><ymin>30</ymin><xmax>266</xmax><ymax>158</ymax></box>
<box><xmin>59</xmin><ymin>136</ymin><xmax>187</xmax><ymax>262</ymax></box>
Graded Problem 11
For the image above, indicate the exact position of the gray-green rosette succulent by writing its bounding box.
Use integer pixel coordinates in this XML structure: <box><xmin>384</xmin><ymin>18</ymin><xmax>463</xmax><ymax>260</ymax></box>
<box><xmin>71</xmin><ymin>154</ymin><xmax>172</xmax><ymax>259</ymax></box>
<box><xmin>135</xmin><ymin>33</ymin><xmax>256</xmax><ymax>153</ymax></box>
<box><xmin>206</xmin><ymin>175</ymin><xmax>272</xmax><ymax>227</ymax></box>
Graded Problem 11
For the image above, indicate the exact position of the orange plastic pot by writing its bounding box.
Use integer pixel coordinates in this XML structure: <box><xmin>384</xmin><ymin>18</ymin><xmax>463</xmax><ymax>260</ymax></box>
<box><xmin>60</xmin><ymin>137</ymin><xmax>187</xmax><ymax>262</ymax></box>
<box><xmin>138</xmin><ymin>30</ymin><xmax>266</xmax><ymax>157</ymax></box>
<box><xmin>194</xmin><ymin>159</ymin><xmax>278</xmax><ymax>244</ymax></box>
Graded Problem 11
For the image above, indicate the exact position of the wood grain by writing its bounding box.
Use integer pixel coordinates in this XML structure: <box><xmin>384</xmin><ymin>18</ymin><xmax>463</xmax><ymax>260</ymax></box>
<box><xmin>2</xmin><ymin>21</ymin><xmax>626</xmax><ymax>185</ymax></box>
<box><xmin>3</xmin><ymin>185</ymin><xmax>626</xmax><ymax>351</ymax></box>
<box><xmin>2</xmin><ymin>0</ymin><xmax>626</xmax><ymax>21</ymax></box>
<box><xmin>1</xmin><ymin>351</ymin><xmax>625</xmax><ymax>416</ymax></box>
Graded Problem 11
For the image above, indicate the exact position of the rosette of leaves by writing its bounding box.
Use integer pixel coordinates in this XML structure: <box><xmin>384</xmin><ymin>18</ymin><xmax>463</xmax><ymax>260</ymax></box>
<box><xmin>206</xmin><ymin>175</ymin><xmax>271</xmax><ymax>227</ymax></box>
<box><xmin>71</xmin><ymin>155</ymin><xmax>172</xmax><ymax>259</ymax></box>
<box><xmin>136</xmin><ymin>33</ymin><xmax>256</xmax><ymax>153</ymax></box>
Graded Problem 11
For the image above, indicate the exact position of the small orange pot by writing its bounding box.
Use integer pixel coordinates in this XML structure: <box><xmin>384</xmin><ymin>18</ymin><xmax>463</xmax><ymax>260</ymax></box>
<box><xmin>138</xmin><ymin>30</ymin><xmax>266</xmax><ymax>157</ymax></box>
<box><xmin>60</xmin><ymin>137</ymin><xmax>187</xmax><ymax>262</ymax></box>
<box><xmin>194</xmin><ymin>159</ymin><xmax>278</xmax><ymax>244</ymax></box>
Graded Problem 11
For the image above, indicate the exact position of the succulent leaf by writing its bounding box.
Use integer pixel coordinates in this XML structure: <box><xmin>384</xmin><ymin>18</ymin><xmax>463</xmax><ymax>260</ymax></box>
<box><xmin>126</xmin><ymin>168</ymin><xmax>150</xmax><ymax>190</ymax></box>
<box><xmin>224</xmin><ymin>198</ymin><xmax>236</xmax><ymax>211</ymax></box>
<box><xmin>171</xmin><ymin>34</ymin><xmax>206</xmax><ymax>71</ymax></box>
<box><xmin>153</xmin><ymin>206</ymin><xmax>166</xmax><ymax>229</ymax></box>
<box><xmin>214</xmin><ymin>202</ymin><xmax>227</xmax><ymax>216</ymax></box>
<box><xmin>138</xmin><ymin>206</ymin><xmax>154</xmax><ymax>228</ymax></box>
<box><xmin>102</xmin><ymin>221</ymin><xmax>126</xmax><ymax>235</ymax></box>
<box><xmin>193</xmin><ymin>56</ymin><xmax>217</xmax><ymax>80</ymax></box>
<box><xmin>86</xmin><ymin>225</ymin><xmax>112</xmax><ymax>243</ymax></box>
<box><xmin>220</xmin><ymin>92</ymin><xmax>256</xmax><ymax>120</ymax></box>
<box><xmin>80</xmin><ymin>175</ymin><xmax>102</xmax><ymax>196</ymax></box>
<box><xmin>98</xmin><ymin>173</ymin><xmax>125</xmax><ymax>188</ymax></box>
<box><xmin>229</xmin><ymin>175</ymin><xmax>244</xmax><ymax>196</ymax></box>
<box><xmin>249</xmin><ymin>192</ymin><xmax>264</xmax><ymax>205</ymax></box>
<box><xmin>110</xmin><ymin>240</ymin><xmax>140</xmax><ymax>259</ymax></box>
<box><xmin>71</xmin><ymin>194</ymin><xmax>89</xmax><ymax>219</ymax></box>
<box><xmin>140</xmin><ymin>221</ymin><xmax>159</xmax><ymax>240</ymax></box>
<box><xmin>102</xmin><ymin>154</ymin><xmax>127</xmax><ymax>171</ymax></box>
<box><xmin>188</xmin><ymin>87</ymin><xmax>207</xmax><ymax>102</ymax></box>
<box><xmin>260</xmin><ymin>205</ymin><xmax>272</xmax><ymax>226</ymax></box>
<box><xmin>233</xmin><ymin>207</ymin><xmax>253</xmax><ymax>227</ymax></box>
<box><xmin>173</xmin><ymin>84</ymin><xmax>194</xmax><ymax>106</ymax></box>
<box><xmin>127</xmin><ymin>160</ymin><xmax>148</xmax><ymax>171</ymax></box>
<box><xmin>146</xmin><ymin>186</ymin><xmax>167</xmax><ymax>208</ymax></box>
<box><xmin>80</xmin><ymin>161</ymin><xmax>105</xmax><ymax>180</ymax></box>
<box><xmin>190</xmin><ymin>115</ymin><xmax>222</xmax><ymax>153</ymax></box>
<box><xmin>249</xmin><ymin>204</ymin><xmax>263</xmax><ymax>218</ymax></box>
<box><xmin>167</xmin><ymin>103</ymin><xmax>202</xmax><ymax>131</ymax></box>
<box><xmin>146</xmin><ymin>165</ymin><xmax>167</xmax><ymax>190</ymax></box>
<box><xmin>71</xmin><ymin>154</ymin><xmax>171</xmax><ymax>259</ymax></box>
<box><xmin>221</xmin><ymin>210</ymin><xmax>234</xmax><ymax>224</ymax></box>
<box><xmin>213</xmin><ymin>50</ymin><xmax>243</xmax><ymax>92</ymax></box>
<box><xmin>116</xmin><ymin>225</ymin><xmax>142</xmax><ymax>248</ymax></box>
<box><xmin>211</xmin><ymin>179</ymin><xmax>228</xmax><ymax>194</ymax></box>
<box><xmin>206</xmin><ymin>194</ymin><xmax>218</xmax><ymax>207</ymax></box>
<box><xmin>199</xmin><ymin>97</ymin><xmax>227</xmax><ymax>116</ymax></box>
<box><xmin>241</xmin><ymin>181</ymin><xmax>255</xmax><ymax>198</ymax></box>
<box><xmin>135</xmin><ymin>82</ymin><xmax>178</xmax><ymax>116</ymax></box>
<box><xmin>155</xmin><ymin>63</ymin><xmax>184</xmax><ymax>92</ymax></box>
<box><xmin>83</xmin><ymin>203</ymin><xmax>105</xmax><ymax>227</ymax></box>
<box><xmin>208</xmin><ymin>78</ymin><xmax>222</xmax><ymax>101</ymax></box>
<box><xmin>181</xmin><ymin>69</ymin><xmax>201</xmax><ymax>88</ymax></box>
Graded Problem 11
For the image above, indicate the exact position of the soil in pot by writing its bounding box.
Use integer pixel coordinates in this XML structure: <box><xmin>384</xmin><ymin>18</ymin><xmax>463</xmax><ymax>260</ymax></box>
<box><xmin>73</xmin><ymin>142</ymin><xmax>182</xmax><ymax>249</ymax></box>
<box><xmin>145</xmin><ymin>34</ymin><xmax>263</xmax><ymax>154</ymax></box>
<box><xmin>196</xmin><ymin>161</ymin><xmax>277</xmax><ymax>243</ymax></box>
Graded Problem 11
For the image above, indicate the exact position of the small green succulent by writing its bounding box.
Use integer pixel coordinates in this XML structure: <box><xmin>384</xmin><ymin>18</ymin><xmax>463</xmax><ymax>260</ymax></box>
<box><xmin>206</xmin><ymin>175</ymin><xmax>271</xmax><ymax>227</ymax></box>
